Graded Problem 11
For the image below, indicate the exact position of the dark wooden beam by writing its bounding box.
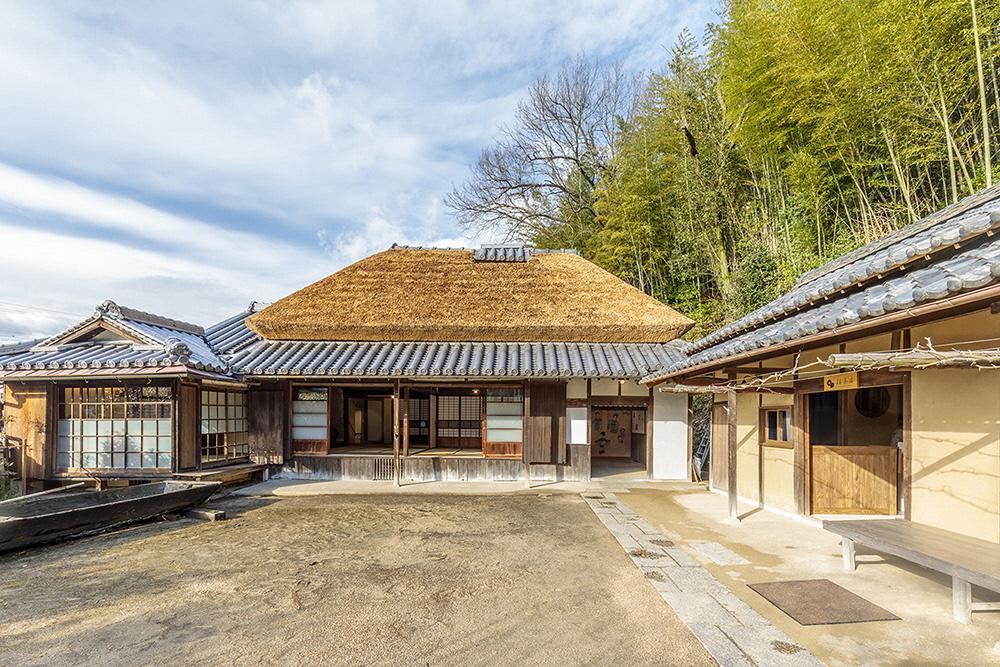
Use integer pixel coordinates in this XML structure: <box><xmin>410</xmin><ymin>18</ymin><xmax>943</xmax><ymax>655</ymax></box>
<box><xmin>727</xmin><ymin>371</ymin><xmax>738</xmax><ymax>521</ymax></box>
<box><xmin>402</xmin><ymin>385</ymin><xmax>410</xmax><ymax>457</ymax></box>
<box><xmin>719</xmin><ymin>366</ymin><xmax>789</xmax><ymax>375</ymax></box>
<box><xmin>392</xmin><ymin>379</ymin><xmax>400</xmax><ymax>486</ymax></box>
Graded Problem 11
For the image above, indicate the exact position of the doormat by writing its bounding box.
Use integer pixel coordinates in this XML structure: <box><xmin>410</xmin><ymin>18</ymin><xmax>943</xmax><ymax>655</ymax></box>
<box><xmin>748</xmin><ymin>579</ymin><xmax>900</xmax><ymax>625</ymax></box>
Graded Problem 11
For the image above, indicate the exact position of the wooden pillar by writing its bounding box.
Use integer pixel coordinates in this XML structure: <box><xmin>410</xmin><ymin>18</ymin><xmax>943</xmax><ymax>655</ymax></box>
<box><xmin>645</xmin><ymin>387</ymin><xmax>654</xmax><ymax>479</ymax></box>
<box><xmin>901</xmin><ymin>373</ymin><xmax>912</xmax><ymax>519</ymax></box>
<box><xmin>727</xmin><ymin>378</ymin><xmax>738</xmax><ymax>521</ymax></box>
<box><xmin>402</xmin><ymin>386</ymin><xmax>410</xmax><ymax>457</ymax></box>
<box><xmin>523</xmin><ymin>381</ymin><xmax>531</xmax><ymax>487</ymax></box>
<box><xmin>392</xmin><ymin>380</ymin><xmax>400</xmax><ymax>486</ymax></box>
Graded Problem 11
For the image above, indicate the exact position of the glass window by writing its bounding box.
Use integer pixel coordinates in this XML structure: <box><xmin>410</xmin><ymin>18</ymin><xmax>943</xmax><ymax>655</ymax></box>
<box><xmin>200</xmin><ymin>390</ymin><xmax>250</xmax><ymax>463</ymax></box>
<box><xmin>763</xmin><ymin>409</ymin><xmax>791</xmax><ymax>446</ymax></box>
<box><xmin>56</xmin><ymin>385</ymin><xmax>173</xmax><ymax>471</ymax></box>
<box><xmin>291</xmin><ymin>387</ymin><xmax>328</xmax><ymax>445</ymax></box>
<box><xmin>485</xmin><ymin>388</ymin><xmax>523</xmax><ymax>443</ymax></box>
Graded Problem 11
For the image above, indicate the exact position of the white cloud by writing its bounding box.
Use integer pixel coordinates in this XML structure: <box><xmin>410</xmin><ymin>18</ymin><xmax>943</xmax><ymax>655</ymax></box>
<box><xmin>0</xmin><ymin>1</ymin><xmax>714</xmax><ymax>339</ymax></box>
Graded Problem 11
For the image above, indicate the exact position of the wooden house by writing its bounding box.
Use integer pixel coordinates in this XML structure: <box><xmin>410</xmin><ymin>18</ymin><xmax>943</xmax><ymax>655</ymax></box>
<box><xmin>644</xmin><ymin>187</ymin><xmax>1000</xmax><ymax>544</ymax></box>
<box><xmin>0</xmin><ymin>246</ymin><xmax>696</xmax><ymax>489</ymax></box>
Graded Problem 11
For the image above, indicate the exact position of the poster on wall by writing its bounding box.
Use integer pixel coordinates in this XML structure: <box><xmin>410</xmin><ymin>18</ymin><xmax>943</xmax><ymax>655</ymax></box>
<box><xmin>591</xmin><ymin>408</ymin><xmax>632</xmax><ymax>458</ymax></box>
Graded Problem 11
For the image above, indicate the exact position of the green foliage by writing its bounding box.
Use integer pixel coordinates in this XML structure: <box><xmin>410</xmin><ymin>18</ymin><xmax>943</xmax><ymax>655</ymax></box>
<box><xmin>457</xmin><ymin>1</ymin><xmax>1000</xmax><ymax>336</ymax></box>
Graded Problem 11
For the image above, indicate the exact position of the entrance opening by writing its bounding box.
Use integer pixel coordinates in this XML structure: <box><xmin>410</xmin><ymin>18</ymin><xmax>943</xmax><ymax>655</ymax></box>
<box><xmin>808</xmin><ymin>385</ymin><xmax>903</xmax><ymax>515</ymax></box>
<box><xmin>590</xmin><ymin>404</ymin><xmax>647</xmax><ymax>479</ymax></box>
<box><xmin>291</xmin><ymin>385</ymin><xmax>524</xmax><ymax>459</ymax></box>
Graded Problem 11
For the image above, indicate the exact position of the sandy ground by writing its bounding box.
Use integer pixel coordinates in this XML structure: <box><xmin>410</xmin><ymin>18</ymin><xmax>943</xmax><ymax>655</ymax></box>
<box><xmin>0</xmin><ymin>493</ymin><xmax>714</xmax><ymax>667</ymax></box>
<box><xmin>621</xmin><ymin>484</ymin><xmax>1000</xmax><ymax>667</ymax></box>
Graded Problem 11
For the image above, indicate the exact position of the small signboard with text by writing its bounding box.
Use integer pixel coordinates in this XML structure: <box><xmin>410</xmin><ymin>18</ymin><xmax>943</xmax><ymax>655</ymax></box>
<box><xmin>823</xmin><ymin>371</ymin><xmax>859</xmax><ymax>391</ymax></box>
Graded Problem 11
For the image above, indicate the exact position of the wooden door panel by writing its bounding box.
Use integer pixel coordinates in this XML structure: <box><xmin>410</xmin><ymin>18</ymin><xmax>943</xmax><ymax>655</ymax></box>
<box><xmin>178</xmin><ymin>384</ymin><xmax>198</xmax><ymax>470</ymax></box>
<box><xmin>811</xmin><ymin>445</ymin><xmax>897</xmax><ymax>514</ymax></box>
<box><xmin>525</xmin><ymin>381</ymin><xmax>565</xmax><ymax>464</ymax></box>
<box><xmin>250</xmin><ymin>389</ymin><xmax>286</xmax><ymax>463</ymax></box>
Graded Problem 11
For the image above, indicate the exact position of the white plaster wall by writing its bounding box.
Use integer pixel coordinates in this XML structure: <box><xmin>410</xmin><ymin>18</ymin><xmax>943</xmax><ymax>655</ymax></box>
<box><xmin>621</xmin><ymin>380</ymin><xmax>648</xmax><ymax>397</ymax></box>
<box><xmin>652</xmin><ymin>391</ymin><xmax>689</xmax><ymax>480</ymax></box>
<box><xmin>567</xmin><ymin>407</ymin><xmax>588</xmax><ymax>444</ymax></box>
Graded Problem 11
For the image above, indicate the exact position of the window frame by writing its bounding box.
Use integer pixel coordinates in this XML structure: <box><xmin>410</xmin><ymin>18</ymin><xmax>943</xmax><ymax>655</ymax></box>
<box><xmin>761</xmin><ymin>407</ymin><xmax>793</xmax><ymax>449</ymax></box>
<box><xmin>56</xmin><ymin>384</ymin><xmax>174</xmax><ymax>473</ymax></box>
<box><xmin>199</xmin><ymin>389</ymin><xmax>250</xmax><ymax>464</ymax></box>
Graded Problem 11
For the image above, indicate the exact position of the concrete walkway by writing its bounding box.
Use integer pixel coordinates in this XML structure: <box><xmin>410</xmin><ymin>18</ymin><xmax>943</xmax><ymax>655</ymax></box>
<box><xmin>583</xmin><ymin>491</ymin><xmax>821</xmax><ymax>667</ymax></box>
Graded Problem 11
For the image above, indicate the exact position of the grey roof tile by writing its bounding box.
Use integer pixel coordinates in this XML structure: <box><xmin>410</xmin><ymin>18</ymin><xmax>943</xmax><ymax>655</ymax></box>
<box><xmin>687</xmin><ymin>191</ymin><xmax>1000</xmax><ymax>357</ymax></box>
<box><xmin>226</xmin><ymin>338</ymin><xmax>685</xmax><ymax>379</ymax></box>
<box><xmin>645</xmin><ymin>232</ymin><xmax>1000</xmax><ymax>383</ymax></box>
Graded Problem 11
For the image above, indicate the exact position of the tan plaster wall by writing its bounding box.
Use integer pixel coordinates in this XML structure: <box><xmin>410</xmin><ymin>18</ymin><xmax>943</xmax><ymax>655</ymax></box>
<box><xmin>844</xmin><ymin>333</ymin><xmax>893</xmax><ymax>354</ymax></box>
<box><xmin>911</xmin><ymin>368</ymin><xmax>1000</xmax><ymax>543</ymax></box>
<box><xmin>761</xmin><ymin>393</ymin><xmax>794</xmax><ymax>408</ymax></box>
<box><xmin>590</xmin><ymin>379</ymin><xmax>619</xmax><ymax>397</ymax></box>
<box><xmin>761</xmin><ymin>446</ymin><xmax>796</xmax><ymax>511</ymax></box>
<box><xmin>736</xmin><ymin>392</ymin><xmax>761</xmax><ymax>502</ymax></box>
<box><xmin>911</xmin><ymin>309</ymin><xmax>998</xmax><ymax>349</ymax></box>
<box><xmin>566</xmin><ymin>379</ymin><xmax>588</xmax><ymax>400</ymax></box>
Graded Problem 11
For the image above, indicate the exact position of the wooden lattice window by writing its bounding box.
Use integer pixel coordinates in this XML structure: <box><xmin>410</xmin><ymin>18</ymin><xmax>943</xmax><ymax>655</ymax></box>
<box><xmin>200</xmin><ymin>390</ymin><xmax>249</xmax><ymax>463</ymax></box>
<box><xmin>56</xmin><ymin>385</ymin><xmax>173</xmax><ymax>471</ymax></box>
<box><xmin>407</xmin><ymin>397</ymin><xmax>430</xmax><ymax>436</ymax></box>
<box><xmin>437</xmin><ymin>394</ymin><xmax>482</xmax><ymax>443</ymax></box>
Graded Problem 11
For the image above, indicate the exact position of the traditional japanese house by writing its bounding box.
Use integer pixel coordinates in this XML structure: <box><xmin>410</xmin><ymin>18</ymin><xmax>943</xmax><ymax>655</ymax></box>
<box><xmin>644</xmin><ymin>186</ymin><xmax>1000</xmax><ymax>545</ymax></box>
<box><xmin>0</xmin><ymin>245</ymin><xmax>696</xmax><ymax>489</ymax></box>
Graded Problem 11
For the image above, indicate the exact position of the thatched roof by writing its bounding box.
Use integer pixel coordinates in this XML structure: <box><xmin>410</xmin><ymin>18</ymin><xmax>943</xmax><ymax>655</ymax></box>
<box><xmin>247</xmin><ymin>247</ymin><xmax>693</xmax><ymax>343</ymax></box>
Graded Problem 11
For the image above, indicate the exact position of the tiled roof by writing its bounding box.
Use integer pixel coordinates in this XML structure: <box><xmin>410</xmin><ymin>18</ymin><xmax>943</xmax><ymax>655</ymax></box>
<box><xmin>228</xmin><ymin>338</ymin><xmax>686</xmax><ymax>379</ymax></box>
<box><xmin>0</xmin><ymin>301</ymin><xmax>228</xmax><ymax>376</ymax></box>
<box><xmin>0</xmin><ymin>299</ymin><xmax>686</xmax><ymax>381</ymax></box>
<box><xmin>687</xmin><ymin>187</ymin><xmax>1000</xmax><ymax>357</ymax></box>
<box><xmin>644</xmin><ymin>187</ymin><xmax>1000</xmax><ymax>384</ymax></box>
<box><xmin>204</xmin><ymin>302</ymin><xmax>268</xmax><ymax>355</ymax></box>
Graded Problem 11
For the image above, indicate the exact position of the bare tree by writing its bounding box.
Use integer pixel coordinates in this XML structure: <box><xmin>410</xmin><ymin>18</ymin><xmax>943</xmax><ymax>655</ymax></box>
<box><xmin>446</xmin><ymin>56</ymin><xmax>634</xmax><ymax>243</ymax></box>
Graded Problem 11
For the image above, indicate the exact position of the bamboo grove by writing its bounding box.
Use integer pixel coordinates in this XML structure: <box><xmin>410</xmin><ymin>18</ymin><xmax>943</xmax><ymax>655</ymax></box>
<box><xmin>448</xmin><ymin>0</ymin><xmax>1000</xmax><ymax>337</ymax></box>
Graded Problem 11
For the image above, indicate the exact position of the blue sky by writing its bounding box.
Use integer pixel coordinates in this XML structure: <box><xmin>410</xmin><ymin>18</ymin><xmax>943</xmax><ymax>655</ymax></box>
<box><xmin>0</xmin><ymin>1</ymin><xmax>715</xmax><ymax>340</ymax></box>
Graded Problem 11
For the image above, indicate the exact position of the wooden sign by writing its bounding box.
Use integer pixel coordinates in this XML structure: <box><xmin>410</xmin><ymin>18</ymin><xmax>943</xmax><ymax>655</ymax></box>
<box><xmin>823</xmin><ymin>371</ymin><xmax>858</xmax><ymax>391</ymax></box>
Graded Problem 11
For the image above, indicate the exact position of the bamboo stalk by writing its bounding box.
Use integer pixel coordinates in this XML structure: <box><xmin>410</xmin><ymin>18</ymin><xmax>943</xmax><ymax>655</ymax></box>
<box><xmin>971</xmin><ymin>0</ymin><xmax>992</xmax><ymax>186</ymax></box>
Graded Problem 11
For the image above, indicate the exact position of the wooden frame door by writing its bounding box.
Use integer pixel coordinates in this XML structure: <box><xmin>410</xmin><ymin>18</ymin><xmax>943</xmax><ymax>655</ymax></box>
<box><xmin>436</xmin><ymin>393</ymin><xmax>483</xmax><ymax>449</ymax></box>
<box><xmin>798</xmin><ymin>371</ymin><xmax>908</xmax><ymax>516</ymax></box>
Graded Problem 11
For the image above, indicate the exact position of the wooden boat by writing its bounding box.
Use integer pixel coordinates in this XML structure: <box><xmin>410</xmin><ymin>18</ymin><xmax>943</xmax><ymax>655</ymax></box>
<box><xmin>0</xmin><ymin>480</ymin><xmax>221</xmax><ymax>553</ymax></box>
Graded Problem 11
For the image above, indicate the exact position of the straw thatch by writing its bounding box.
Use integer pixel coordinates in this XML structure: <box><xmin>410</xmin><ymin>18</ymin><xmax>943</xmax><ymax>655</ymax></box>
<box><xmin>247</xmin><ymin>247</ymin><xmax>693</xmax><ymax>343</ymax></box>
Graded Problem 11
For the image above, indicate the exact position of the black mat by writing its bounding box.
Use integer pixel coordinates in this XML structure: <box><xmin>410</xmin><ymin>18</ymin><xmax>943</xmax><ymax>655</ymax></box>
<box><xmin>748</xmin><ymin>579</ymin><xmax>900</xmax><ymax>625</ymax></box>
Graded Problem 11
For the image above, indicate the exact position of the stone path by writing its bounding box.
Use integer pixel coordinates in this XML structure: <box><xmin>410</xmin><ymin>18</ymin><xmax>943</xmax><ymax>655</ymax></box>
<box><xmin>582</xmin><ymin>492</ymin><xmax>823</xmax><ymax>667</ymax></box>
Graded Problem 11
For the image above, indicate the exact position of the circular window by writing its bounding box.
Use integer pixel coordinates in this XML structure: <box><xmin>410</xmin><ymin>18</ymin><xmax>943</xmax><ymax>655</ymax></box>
<box><xmin>854</xmin><ymin>387</ymin><xmax>891</xmax><ymax>419</ymax></box>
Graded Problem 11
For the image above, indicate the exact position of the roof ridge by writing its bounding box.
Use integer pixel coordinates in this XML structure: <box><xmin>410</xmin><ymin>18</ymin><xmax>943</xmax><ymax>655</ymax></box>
<box><xmin>96</xmin><ymin>300</ymin><xmax>205</xmax><ymax>335</ymax></box>
<box><xmin>388</xmin><ymin>243</ymin><xmax>579</xmax><ymax>256</ymax></box>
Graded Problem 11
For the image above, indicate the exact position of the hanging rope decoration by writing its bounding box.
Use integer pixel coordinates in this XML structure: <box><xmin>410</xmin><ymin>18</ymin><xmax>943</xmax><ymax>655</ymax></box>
<box><xmin>658</xmin><ymin>336</ymin><xmax>1000</xmax><ymax>394</ymax></box>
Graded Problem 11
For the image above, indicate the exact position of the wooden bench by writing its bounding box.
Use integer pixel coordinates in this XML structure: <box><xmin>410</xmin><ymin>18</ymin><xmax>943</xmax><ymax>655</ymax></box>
<box><xmin>824</xmin><ymin>519</ymin><xmax>1000</xmax><ymax>624</ymax></box>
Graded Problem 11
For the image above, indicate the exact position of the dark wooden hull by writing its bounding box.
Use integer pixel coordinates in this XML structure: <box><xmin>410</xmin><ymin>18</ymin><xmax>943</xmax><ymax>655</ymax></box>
<box><xmin>0</xmin><ymin>481</ymin><xmax>221</xmax><ymax>553</ymax></box>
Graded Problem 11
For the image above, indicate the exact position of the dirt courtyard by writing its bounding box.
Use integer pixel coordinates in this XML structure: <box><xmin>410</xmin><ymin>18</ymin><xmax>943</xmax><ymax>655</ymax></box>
<box><xmin>0</xmin><ymin>493</ymin><xmax>712</xmax><ymax>666</ymax></box>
